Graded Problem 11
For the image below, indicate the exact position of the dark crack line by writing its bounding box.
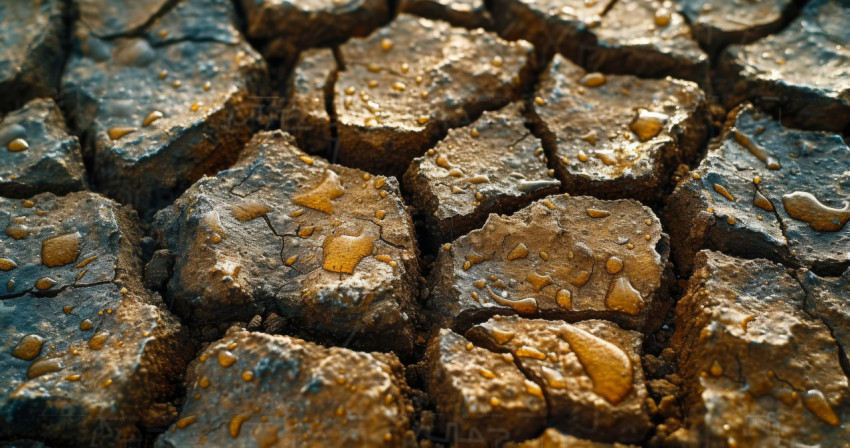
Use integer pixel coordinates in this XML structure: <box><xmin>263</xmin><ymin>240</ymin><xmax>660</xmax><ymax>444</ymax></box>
<box><xmin>352</xmin><ymin>216</ymin><xmax>407</xmax><ymax>250</ymax></box>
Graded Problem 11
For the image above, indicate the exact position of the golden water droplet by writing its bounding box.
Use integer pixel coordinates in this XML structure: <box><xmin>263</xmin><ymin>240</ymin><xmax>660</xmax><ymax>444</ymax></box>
<box><xmin>42</xmin><ymin>231</ymin><xmax>82</xmax><ymax>267</ymax></box>
<box><xmin>629</xmin><ymin>110</ymin><xmax>668</xmax><ymax>141</ymax></box>
<box><xmin>713</xmin><ymin>183</ymin><xmax>735</xmax><ymax>202</ymax></box>
<box><xmin>0</xmin><ymin>258</ymin><xmax>17</xmax><ymax>271</ymax></box>
<box><xmin>292</xmin><ymin>170</ymin><xmax>345</xmax><ymax>214</ymax></box>
<box><xmin>231</xmin><ymin>199</ymin><xmax>271</xmax><ymax>222</ymax></box>
<box><xmin>176</xmin><ymin>416</ymin><xmax>196</xmax><ymax>429</ymax></box>
<box><xmin>27</xmin><ymin>357</ymin><xmax>63</xmax><ymax>379</ymax></box>
<box><xmin>516</xmin><ymin>345</ymin><xmax>547</xmax><ymax>359</ymax></box>
<box><xmin>417</xmin><ymin>116</ymin><xmax>430</xmax><ymax>124</ymax></box>
<box><xmin>525</xmin><ymin>380</ymin><xmax>543</xmax><ymax>398</ymax></box>
<box><xmin>556</xmin><ymin>289</ymin><xmax>572</xmax><ymax>309</ymax></box>
<box><xmin>491</xmin><ymin>56</ymin><xmax>503</xmax><ymax>67</ymax></box>
<box><xmin>400</xmin><ymin>63</ymin><xmax>409</xmax><ymax>73</ymax></box>
<box><xmin>732</xmin><ymin>129</ymin><xmax>780</xmax><ymax>169</ymax></box>
<box><xmin>380</xmin><ymin>38</ymin><xmax>393</xmax><ymax>51</ymax></box>
<box><xmin>561</xmin><ymin>324</ymin><xmax>633</xmax><ymax>404</ymax></box>
<box><xmin>605</xmin><ymin>277</ymin><xmax>644</xmax><ymax>315</ymax></box>
<box><xmin>230</xmin><ymin>414</ymin><xmax>251</xmax><ymax>438</ymax></box>
<box><xmin>35</xmin><ymin>277</ymin><xmax>56</xmax><ymax>290</ymax></box>
<box><xmin>710</xmin><ymin>360</ymin><xmax>723</xmax><ymax>377</ymax></box>
<box><xmin>580</xmin><ymin>72</ymin><xmax>606</xmax><ymax>87</ymax></box>
<box><xmin>490</xmin><ymin>327</ymin><xmax>514</xmax><ymax>344</ymax></box>
<box><xmin>803</xmin><ymin>389</ymin><xmax>840</xmax><ymax>426</ymax></box>
<box><xmin>485</xmin><ymin>286</ymin><xmax>538</xmax><ymax>314</ymax></box>
<box><xmin>753</xmin><ymin>191</ymin><xmax>774</xmax><ymax>211</ymax></box>
<box><xmin>654</xmin><ymin>8</ymin><xmax>672</xmax><ymax>26</ymax></box>
<box><xmin>534</xmin><ymin>96</ymin><xmax>545</xmax><ymax>105</ymax></box>
<box><xmin>108</xmin><ymin>126</ymin><xmax>136</xmax><ymax>140</ymax></box>
<box><xmin>392</xmin><ymin>82</ymin><xmax>406</xmax><ymax>91</ymax></box>
<box><xmin>190</xmin><ymin>102</ymin><xmax>203</xmax><ymax>112</ymax></box>
<box><xmin>241</xmin><ymin>370</ymin><xmax>254</xmax><ymax>381</ymax></box>
<box><xmin>507</xmin><ymin>243</ymin><xmax>528</xmax><ymax>260</ymax></box>
<box><xmin>79</xmin><ymin>319</ymin><xmax>93</xmax><ymax>331</ymax></box>
<box><xmin>375</xmin><ymin>210</ymin><xmax>386</xmax><ymax>219</ymax></box>
<box><xmin>577</xmin><ymin>150</ymin><xmax>589</xmax><ymax>162</ymax></box>
<box><xmin>218</xmin><ymin>350</ymin><xmax>237</xmax><ymax>367</ymax></box>
<box><xmin>158</xmin><ymin>70</ymin><xmax>168</xmax><ymax>79</ymax></box>
<box><xmin>586</xmin><ymin>208</ymin><xmax>610</xmax><ymax>218</ymax></box>
<box><xmin>526</xmin><ymin>272</ymin><xmax>553</xmax><ymax>292</ymax></box>
<box><xmin>300</xmin><ymin>155</ymin><xmax>314</xmax><ymax>164</ymax></box>
<box><xmin>285</xmin><ymin>256</ymin><xmax>298</xmax><ymax>266</ymax></box>
<box><xmin>203</xmin><ymin>81</ymin><xmax>211</xmax><ymax>91</ymax></box>
<box><xmin>539</xmin><ymin>251</ymin><xmax>549</xmax><ymax>261</ymax></box>
<box><xmin>479</xmin><ymin>368</ymin><xmax>495</xmax><ymax>379</ymax></box>
<box><xmin>322</xmin><ymin>234</ymin><xmax>374</xmax><ymax>274</ymax></box>
<box><xmin>65</xmin><ymin>374</ymin><xmax>81</xmax><ymax>381</ymax></box>
<box><xmin>142</xmin><ymin>111</ymin><xmax>163</xmax><ymax>127</ymax></box>
<box><xmin>782</xmin><ymin>191</ymin><xmax>850</xmax><ymax>232</ymax></box>
<box><xmin>606</xmin><ymin>256</ymin><xmax>623</xmax><ymax>274</ymax></box>
<box><xmin>89</xmin><ymin>331</ymin><xmax>108</xmax><ymax>350</ymax></box>
<box><xmin>12</xmin><ymin>334</ymin><xmax>44</xmax><ymax>360</ymax></box>
<box><xmin>7</xmin><ymin>138</ymin><xmax>29</xmax><ymax>152</ymax></box>
<box><xmin>172</xmin><ymin>80</ymin><xmax>181</xmax><ymax>88</ymax></box>
<box><xmin>374</xmin><ymin>177</ymin><xmax>387</xmax><ymax>188</ymax></box>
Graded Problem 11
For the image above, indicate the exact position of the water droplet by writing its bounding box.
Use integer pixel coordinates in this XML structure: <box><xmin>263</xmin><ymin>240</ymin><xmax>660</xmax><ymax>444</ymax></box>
<box><xmin>107</xmin><ymin>126</ymin><xmax>136</xmax><ymax>140</ymax></box>
<box><xmin>560</xmin><ymin>324</ymin><xmax>633</xmax><ymax>404</ymax></box>
<box><xmin>322</xmin><ymin>234</ymin><xmax>374</xmax><ymax>274</ymax></box>
<box><xmin>27</xmin><ymin>357</ymin><xmax>63</xmax><ymax>379</ymax></box>
<box><xmin>485</xmin><ymin>286</ymin><xmax>538</xmax><ymax>314</ymax></box>
<box><xmin>710</xmin><ymin>360</ymin><xmax>723</xmax><ymax>377</ymax></box>
<box><xmin>80</xmin><ymin>319</ymin><xmax>93</xmax><ymax>331</ymax></box>
<box><xmin>89</xmin><ymin>331</ymin><xmax>109</xmax><ymax>350</ymax></box>
<box><xmin>507</xmin><ymin>243</ymin><xmax>528</xmax><ymax>260</ymax></box>
<box><xmin>230</xmin><ymin>414</ymin><xmax>251</xmax><ymax>438</ymax></box>
<box><xmin>7</xmin><ymin>138</ymin><xmax>28</xmax><ymax>152</ymax></box>
<box><xmin>605</xmin><ymin>277</ymin><xmax>644</xmax><ymax>315</ymax></box>
<box><xmin>580</xmin><ymin>72</ymin><xmax>606</xmax><ymax>87</ymax></box>
<box><xmin>753</xmin><ymin>191</ymin><xmax>774</xmax><ymax>211</ymax></box>
<box><xmin>732</xmin><ymin>129</ymin><xmax>780</xmax><ymax>170</ymax></box>
<box><xmin>12</xmin><ymin>334</ymin><xmax>44</xmax><ymax>360</ymax></box>
<box><xmin>516</xmin><ymin>345</ymin><xmax>546</xmax><ymax>359</ymax></box>
<box><xmin>606</xmin><ymin>256</ymin><xmax>623</xmax><ymax>274</ymax></box>
<box><xmin>142</xmin><ymin>111</ymin><xmax>163</xmax><ymax>127</ymax></box>
<box><xmin>526</xmin><ymin>272</ymin><xmax>553</xmax><ymax>291</ymax></box>
<box><xmin>218</xmin><ymin>350</ymin><xmax>237</xmax><ymax>367</ymax></box>
<box><xmin>176</xmin><ymin>416</ymin><xmax>196</xmax><ymax>429</ymax></box>
<box><xmin>556</xmin><ymin>289</ymin><xmax>572</xmax><ymax>309</ymax></box>
<box><xmin>292</xmin><ymin>170</ymin><xmax>345</xmax><ymax>214</ymax></box>
<box><xmin>782</xmin><ymin>191</ymin><xmax>850</xmax><ymax>232</ymax></box>
<box><xmin>6</xmin><ymin>223</ymin><xmax>29</xmax><ymax>239</ymax></box>
<box><xmin>713</xmin><ymin>183</ymin><xmax>735</xmax><ymax>202</ymax></box>
<box><xmin>803</xmin><ymin>389</ymin><xmax>840</xmax><ymax>426</ymax></box>
<box><xmin>42</xmin><ymin>231</ymin><xmax>82</xmax><ymax>267</ymax></box>
<box><xmin>35</xmin><ymin>277</ymin><xmax>56</xmax><ymax>290</ymax></box>
<box><xmin>231</xmin><ymin>199</ymin><xmax>271</xmax><ymax>222</ymax></box>
<box><xmin>525</xmin><ymin>380</ymin><xmax>543</xmax><ymax>397</ymax></box>
<box><xmin>586</xmin><ymin>208</ymin><xmax>610</xmax><ymax>218</ymax></box>
<box><xmin>629</xmin><ymin>110</ymin><xmax>668</xmax><ymax>141</ymax></box>
<box><xmin>0</xmin><ymin>258</ymin><xmax>17</xmax><ymax>271</ymax></box>
<box><xmin>654</xmin><ymin>8</ymin><xmax>671</xmax><ymax>26</ymax></box>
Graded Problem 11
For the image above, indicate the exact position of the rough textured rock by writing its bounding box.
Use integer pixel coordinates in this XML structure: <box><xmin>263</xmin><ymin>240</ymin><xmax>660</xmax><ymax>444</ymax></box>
<box><xmin>800</xmin><ymin>266</ymin><xmax>850</xmax><ymax>371</ymax></box>
<box><xmin>0</xmin><ymin>192</ymin><xmax>191</xmax><ymax>447</ymax></box>
<box><xmin>671</xmin><ymin>251</ymin><xmax>850</xmax><ymax>447</ymax></box>
<box><xmin>334</xmin><ymin>14</ymin><xmax>534</xmax><ymax>177</ymax></box>
<box><xmin>427</xmin><ymin>194</ymin><xmax>672</xmax><ymax>333</ymax></box>
<box><xmin>468</xmin><ymin>316</ymin><xmax>652</xmax><ymax>444</ymax></box>
<box><xmin>75</xmin><ymin>0</ymin><xmax>170</xmax><ymax>37</ymax></box>
<box><xmin>0</xmin><ymin>0</ymin><xmax>66</xmax><ymax>112</ymax></box>
<box><xmin>529</xmin><ymin>55</ymin><xmax>707</xmax><ymax>201</ymax></box>
<box><xmin>152</xmin><ymin>131</ymin><xmax>421</xmax><ymax>356</ymax></box>
<box><xmin>507</xmin><ymin>429</ymin><xmax>638</xmax><ymax>447</ymax></box>
<box><xmin>280</xmin><ymin>48</ymin><xmax>337</xmax><ymax>156</ymax></box>
<box><xmin>240</xmin><ymin>0</ymin><xmax>391</xmax><ymax>58</ymax></box>
<box><xmin>403</xmin><ymin>102</ymin><xmax>559</xmax><ymax>245</ymax></box>
<box><xmin>665</xmin><ymin>103</ymin><xmax>850</xmax><ymax>276</ymax></box>
<box><xmin>678</xmin><ymin>0</ymin><xmax>801</xmax><ymax>54</ymax></box>
<box><xmin>491</xmin><ymin>0</ymin><xmax>708</xmax><ymax>82</ymax></box>
<box><xmin>400</xmin><ymin>0</ymin><xmax>494</xmax><ymax>29</ymax></box>
<box><xmin>423</xmin><ymin>328</ymin><xmax>547</xmax><ymax>446</ymax></box>
<box><xmin>0</xmin><ymin>99</ymin><xmax>87</xmax><ymax>198</ymax></box>
<box><xmin>717</xmin><ymin>0</ymin><xmax>850</xmax><ymax>133</ymax></box>
<box><xmin>157</xmin><ymin>330</ymin><xmax>412</xmax><ymax>447</ymax></box>
<box><xmin>62</xmin><ymin>0</ymin><xmax>267</xmax><ymax>218</ymax></box>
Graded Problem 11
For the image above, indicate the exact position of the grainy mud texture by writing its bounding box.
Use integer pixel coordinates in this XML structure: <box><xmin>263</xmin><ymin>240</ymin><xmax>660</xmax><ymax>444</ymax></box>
<box><xmin>669</xmin><ymin>250</ymin><xmax>850</xmax><ymax>447</ymax></box>
<box><xmin>0</xmin><ymin>192</ymin><xmax>191</xmax><ymax>447</ymax></box>
<box><xmin>717</xmin><ymin>0</ymin><xmax>850</xmax><ymax>133</ymax></box>
<box><xmin>334</xmin><ymin>14</ymin><xmax>534</xmax><ymax>177</ymax></box>
<box><xmin>529</xmin><ymin>55</ymin><xmax>707</xmax><ymax>202</ymax></box>
<box><xmin>665</xmin><ymin>103</ymin><xmax>850</xmax><ymax>276</ymax></box>
<box><xmin>0</xmin><ymin>99</ymin><xmax>87</xmax><ymax>198</ymax></box>
<box><xmin>157</xmin><ymin>330</ymin><xmax>413</xmax><ymax>447</ymax></box>
<box><xmin>152</xmin><ymin>131</ymin><xmax>421</xmax><ymax>357</ymax></box>
<box><xmin>0</xmin><ymin>0</ymin><xmax>66</xmax><ymax>112</ymax></box>
<box><xmin>62</xmin><ymin>0</ymin><xmax>267</xmax><ymax>219</ymax></box>
<box><xmin>427</xmin><ymin>194</ymin><xmax>672</xmax><ymax>333</ymax></box>
<box><xmin>404</xmin><ymin>102</ymin><xmax>559</xmax><ymax>245</ymax></box>
<box><xmin>490</xmin><ymin>0</ymin><xmax>708</xmax><ymax>82</ymax></box>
